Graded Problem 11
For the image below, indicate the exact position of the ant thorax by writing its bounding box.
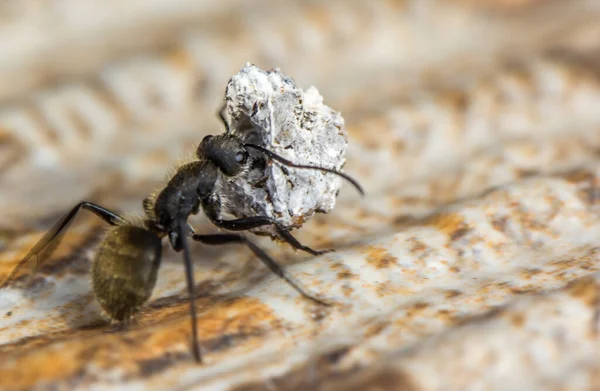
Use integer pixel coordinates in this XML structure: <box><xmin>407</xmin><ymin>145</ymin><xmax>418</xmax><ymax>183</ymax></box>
<box><xmin>218</xmin><ymin>64</ymin><xmax>349</xmax><ymax>236</ymax></box>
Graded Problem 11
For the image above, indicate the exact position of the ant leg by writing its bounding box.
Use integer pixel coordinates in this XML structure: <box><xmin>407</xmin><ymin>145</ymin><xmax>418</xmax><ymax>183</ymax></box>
<box><xmin>203</xmin><ymin>196</ymin><xmax>328</xmax><ymax>256</ymax></box>
<box><xmin>29</xmin><ymin>202</ymin><xmax>124</xmax><ymax>258</ymax></box>
<box><xmin>191</xmin><ymin>233</ymin><xmax>329</xmax><ymax>306</ymax></box>
<box><xmin>1</xmin><ymin>202</ymin><xmax>126</xmax><ymax>288</ymax></box>
<box><xmin>274</xmin><ymin>227</ymin><xmax>334</xmax><ymax>256</ymax></box>
<box><xmin>179</xmin><ymin>221</ymin><xmax>202</xmax><ymax>363</ymax></box>
<box><xmin>211</xmin><ymin>216</ymin><xmax>274</xmax><ymax>231</ymax></box>
<box><xmin>209</xmin><ymin>215</ymin><xmax>328</xmax><ymax>256</ymax></box>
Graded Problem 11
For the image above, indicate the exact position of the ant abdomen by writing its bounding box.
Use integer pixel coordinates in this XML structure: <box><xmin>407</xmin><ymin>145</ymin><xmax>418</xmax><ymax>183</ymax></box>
<box><xmin>92</xmin><ymin>225</ymin><xmax>162</xmax><ymax>322</ymax></box>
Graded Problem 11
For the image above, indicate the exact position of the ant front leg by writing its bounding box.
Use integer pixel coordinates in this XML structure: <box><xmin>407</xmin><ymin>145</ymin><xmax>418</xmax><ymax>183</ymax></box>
<box><xmin>202</xmin><ymin>196</ymin><xmax>332</xmax><ymax>256</ymax></box>
<box><xmin>273</xmin><ymin>228</ymin><xmax>334</xmax><ymax>256</ymax></box>
<box><xmin>191</xmin><ymin>233</ymin><xmax>329</xmax><ymax>306</ymax></box>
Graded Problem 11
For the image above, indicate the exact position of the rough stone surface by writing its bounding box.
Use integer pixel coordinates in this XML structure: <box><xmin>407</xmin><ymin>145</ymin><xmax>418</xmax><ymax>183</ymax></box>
<box><xmin>220</xmin><ymin>64</ymin><xmax>349</xmax><ymax>235</ymax></box>
<box><xmin>1</xmin><ymin>1</ymin><xmax>600</xmax><ymax>391</ymax></box>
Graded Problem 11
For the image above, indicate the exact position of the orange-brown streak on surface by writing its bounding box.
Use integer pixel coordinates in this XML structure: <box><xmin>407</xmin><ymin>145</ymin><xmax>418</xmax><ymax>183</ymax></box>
<box><xmin>0</xmin><ymin>297</ymin><xmax>275</xmax><ymax>390</ymax></box>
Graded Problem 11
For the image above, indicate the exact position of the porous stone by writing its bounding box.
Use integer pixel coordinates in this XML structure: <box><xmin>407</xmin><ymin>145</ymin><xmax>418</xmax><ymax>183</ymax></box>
<box><xmin>219</xmin><ymin>64</ymin><xmax>349</xmax><ymax>235</ymax></box>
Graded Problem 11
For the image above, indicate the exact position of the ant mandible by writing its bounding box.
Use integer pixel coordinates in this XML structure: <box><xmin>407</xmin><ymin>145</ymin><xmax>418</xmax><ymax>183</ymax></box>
<box><xmin>1</xmin><ymin>109</ymin><xmax>364</xmax><ymax>363</ymax></box>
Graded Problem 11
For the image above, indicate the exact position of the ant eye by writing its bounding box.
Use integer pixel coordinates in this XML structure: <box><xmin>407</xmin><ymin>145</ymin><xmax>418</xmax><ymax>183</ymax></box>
<box><xmin>235</xmin><ymin>151</ymin><xmax>247</xmax><ymax>164</ymax></box>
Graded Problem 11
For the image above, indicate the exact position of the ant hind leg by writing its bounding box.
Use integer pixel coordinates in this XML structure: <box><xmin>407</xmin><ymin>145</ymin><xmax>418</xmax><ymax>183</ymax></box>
<box><xmin>1</xmin><ymin>202</ymin><xmax>125</xmax><ymax>288</ymax></box>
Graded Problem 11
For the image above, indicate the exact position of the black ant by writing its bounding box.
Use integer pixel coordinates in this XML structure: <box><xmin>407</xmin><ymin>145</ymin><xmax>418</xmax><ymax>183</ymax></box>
<box><xmin>1</xmin><ymin>110</ymin><xmax>363</xmax><ymax>363</ymax></box>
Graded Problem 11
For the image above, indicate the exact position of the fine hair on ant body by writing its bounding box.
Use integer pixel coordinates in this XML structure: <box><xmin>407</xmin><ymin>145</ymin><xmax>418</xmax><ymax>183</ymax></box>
<box><xmin>2</xmin><ymin>109</ymin><xmax>364</xmax><ymax>363</ymax></box>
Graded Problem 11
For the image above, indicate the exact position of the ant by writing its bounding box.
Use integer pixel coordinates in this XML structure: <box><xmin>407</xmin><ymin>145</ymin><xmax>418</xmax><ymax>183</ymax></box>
<box><xmin>1</xmin><ymin>108</ymin><xmax>364</xmax><ymax>363</ymax></box>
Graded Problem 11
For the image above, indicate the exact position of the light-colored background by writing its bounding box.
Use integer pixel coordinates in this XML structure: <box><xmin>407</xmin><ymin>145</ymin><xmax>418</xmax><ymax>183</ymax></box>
<box><xmin>1</xmin><ymin>1</ymin><xmax>600</xmax><ymax>390</ymax></box>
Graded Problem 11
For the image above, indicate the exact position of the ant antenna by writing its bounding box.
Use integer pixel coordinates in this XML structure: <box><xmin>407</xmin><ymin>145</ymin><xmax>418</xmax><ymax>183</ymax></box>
<box><xmin>244</xmin><ymin>143</ymin><xmax>365</xmax><ymax>196</ymax></box>
<box><xmin>218</xmin><ymin>105</ymin><xmax>231</xmax><ymax>133</ymax></box>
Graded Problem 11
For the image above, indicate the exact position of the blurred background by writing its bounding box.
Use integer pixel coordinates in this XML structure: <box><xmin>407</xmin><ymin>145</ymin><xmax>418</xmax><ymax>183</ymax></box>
<box><xmin>1</xmin><ymin>1</ymin><xmax>600</xmax><ymax>390</ymax></box>
<box><xmin>1</xmin><ymin>0</ymin><xmax>599</xmax><ymax>226</ymax></box>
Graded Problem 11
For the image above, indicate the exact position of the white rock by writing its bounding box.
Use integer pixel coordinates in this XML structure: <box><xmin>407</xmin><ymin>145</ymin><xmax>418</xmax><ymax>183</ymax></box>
<box><xmin>219</xmin><ymin>64</ymin><xmax>349</xmax><ymax>235</ymax></box>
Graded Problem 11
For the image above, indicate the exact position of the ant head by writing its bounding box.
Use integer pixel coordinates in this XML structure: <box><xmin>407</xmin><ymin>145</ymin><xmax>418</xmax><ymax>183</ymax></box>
<box><xmin>197</xmin><ymin>134</ymin><xmax>250</xmax><ymax>177</ymax></box>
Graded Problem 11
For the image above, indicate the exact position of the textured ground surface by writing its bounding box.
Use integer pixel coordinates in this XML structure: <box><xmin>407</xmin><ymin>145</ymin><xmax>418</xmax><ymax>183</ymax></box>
<box><xmin>1</xmin><ymin>1</ymin><xmax>600</xmax><ymax>390</ymax></box>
